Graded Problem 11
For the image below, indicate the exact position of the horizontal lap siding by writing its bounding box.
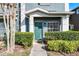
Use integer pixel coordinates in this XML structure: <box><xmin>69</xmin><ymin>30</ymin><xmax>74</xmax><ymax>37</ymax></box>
<box><xmin>25</xmin><ymin>3</ymin><xmax>65</xmax><ymax>12</ymax></box>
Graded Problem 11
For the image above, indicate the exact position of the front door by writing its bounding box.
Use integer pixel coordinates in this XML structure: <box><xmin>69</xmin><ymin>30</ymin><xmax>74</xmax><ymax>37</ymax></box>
<box><xmin>34</xmin><ymin>22</ymin><xmax>43</xmax><ymax>40</ymax></box>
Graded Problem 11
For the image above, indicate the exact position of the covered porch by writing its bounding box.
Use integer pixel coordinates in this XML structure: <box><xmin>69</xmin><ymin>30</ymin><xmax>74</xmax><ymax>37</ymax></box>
<box><xmin>25</xmin><ymin>8</ymin><xmax>74</xmax><ymax>40</ymax></box>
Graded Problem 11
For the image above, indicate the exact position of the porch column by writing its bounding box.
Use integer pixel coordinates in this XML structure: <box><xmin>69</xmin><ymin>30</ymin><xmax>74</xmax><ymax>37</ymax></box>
<box><xmin>21</xmin><ymin>3</ymin><xmax>26</xmax><ymax>32</ymax></box>
<box><xmin>61</xmin><ymin>15</ymin><xmax>69</xmax><ymax>31</ymax></box>
<box><xmin>29</xmin><ymin>16</ymin><xmax>34</xmax><ymax>33</ymax></box>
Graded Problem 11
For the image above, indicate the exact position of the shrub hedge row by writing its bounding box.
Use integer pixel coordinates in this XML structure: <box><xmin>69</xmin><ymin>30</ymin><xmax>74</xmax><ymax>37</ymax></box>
<box><xmin>15</xmin><ymin>32</ymin><xmax>33</xmax><ymax>47</ymax></box>
<box><xmin>45</xmin><ymin>31</ymin><xmax>79</xmax><ymax>40</ymax></box>
<box><xmin>46</xmin><ymin>31</ymin><xmax>79</xmax><ymax>53</ymax></box>
<box><xmin>47</xmin><ymin>40</ymin><xmax>79</xmax><ymax>53</ymax></box>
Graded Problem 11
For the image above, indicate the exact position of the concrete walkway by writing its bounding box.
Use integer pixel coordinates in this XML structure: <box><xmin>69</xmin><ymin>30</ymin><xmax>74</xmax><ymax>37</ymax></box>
<box><xmin>30</xmin><ymin>42</ymin><xmax>47</xmax><ymax>56</ymax></box>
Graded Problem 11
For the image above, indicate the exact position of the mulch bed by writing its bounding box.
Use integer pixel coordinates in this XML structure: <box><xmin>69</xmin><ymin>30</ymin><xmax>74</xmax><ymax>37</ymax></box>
<box><xmin>47</xmin><ymin>51</ymin><xmax>63</xmax><ymax>56</ymax></box>
<box><xmin>14</xmin><ymin>45</ymin><xmax>25</xmax><ymax>52</ymax></box>
<box><xmin>0</xmin><ymin>44</ymin><xmax>31</xmax><ymax>56</ymax></box>
<box><xmin>47</xmin><ymin>51</ymin><xmax>79</xmax><ymax>56</ymax></box>
<box><xmin>0</xmin><ymin>47</ymin><xmax>6</xmax><ymax>53</ymax></box>
<box><xmin>60</xmin><ymin>51</ymin><xmax>79</xmax><ymax>56</ymax></box>
<box><xmin>0</xmin><ymin>41</ymin><xmax>7</xmax><ymax>53</ymax></box>
<box><xmin>0</xmin><ymin>45</ymin><xmax>25</xmax><ymax>53</ymax></box>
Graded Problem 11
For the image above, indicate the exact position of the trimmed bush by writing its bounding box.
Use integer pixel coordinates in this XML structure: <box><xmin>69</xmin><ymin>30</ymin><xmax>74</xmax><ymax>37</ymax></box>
<box><xmin>46</xmin><ymin>31</ymin><xmax>79</xmax><ymax>53</ymax></box>
<box><xmin>15</xmin><ymin>32</ymin><xmax>33</xmax><ymax>47</ymax></box>
<box><xmin>47</xmin><ymin>40</ymin><xmax>63</xmax><ymax>51</ymax></box>
<box><xmin>47</xmin><ymin>40</ymin><xmax>79</xmax><ymax>53</ymax></box>
<box><xmin>62</xmin><ymin>41</ymin><xmax>78</xmax><ymax>53</ymax></box>
<box><xmin>45</xmin><ymin>31</ymin><xmax>79</xmax><ymax>40</ymax></box>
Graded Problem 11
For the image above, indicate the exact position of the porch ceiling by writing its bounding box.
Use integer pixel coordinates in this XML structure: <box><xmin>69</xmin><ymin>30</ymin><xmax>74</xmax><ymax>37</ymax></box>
<box><xmin>25</xmin><ymin>8</ymin><xmax>74</xmax><ymax>15</ymax></box>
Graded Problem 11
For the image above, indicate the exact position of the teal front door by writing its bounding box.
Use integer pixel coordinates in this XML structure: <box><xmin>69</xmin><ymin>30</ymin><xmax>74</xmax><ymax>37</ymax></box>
<box><xmin>34</xmin><ymin>22</ymin><xmax>43</xmax><ymax>40</ymax></box>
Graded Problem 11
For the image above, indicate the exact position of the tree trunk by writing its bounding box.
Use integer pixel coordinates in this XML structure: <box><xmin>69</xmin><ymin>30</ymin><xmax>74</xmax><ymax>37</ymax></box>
<box><xmin>9</xmin><ymin>4</ymin><xmax>12</xmax><ymax>52</ymax></box>
<box><xmin>6</xmin><ymin>14</ymin><xmax>10</xmax><ymax>52</ymax></box>
<box><xmin>13</xmin><ymin>5</ymin><xmax>16</xmax><ymax>50</ymax></box>
<box><xmin>2</xmin><ymin>4</ymin><xmax>10</xmax><ymax>52</ymax></box>
<box><xmin>1</xmin><ymin>3</ymin><xmax>16</xmax><ymax>52</ymax></box>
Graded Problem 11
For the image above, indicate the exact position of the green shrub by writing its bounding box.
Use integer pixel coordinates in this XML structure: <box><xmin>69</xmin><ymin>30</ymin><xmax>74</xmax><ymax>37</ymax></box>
<box><xmin>47</xmin><ymin>40</ymin><xmax>63</xmax><ymax>51</ymax></box>
<box><xmin>47</xmin><ymin>40</ymin><xmax>79</xmax><ymax>53</ymax></box>
<box><xmin>45</xmin><ymin>31</ymin><xmax>79</xmax><ymax>40</ymax></box>
<box><xmin>46</xmin><ymin>31</ymin><xmax>79</xmax><ymax>53</ymax></box>
<box><xmin>15</xmin><ymin>32</ymin><xmax>33</xmax><ymax>47</ymax></box>
<box><xmin>62</xmin><ymin>41</ymin><xmax>78</xmax><ymax>53</ymax></box>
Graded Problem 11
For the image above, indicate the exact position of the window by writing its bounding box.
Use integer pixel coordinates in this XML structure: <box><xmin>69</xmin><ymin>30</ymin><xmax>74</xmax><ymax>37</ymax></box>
<box><xmin>44</xmin><ymin>23</ymin><xmax>46</xmax><ymax>26</ymax></box>
<box><xmin>48</xmin><ymin>21</ymin><xmax>60</xmax><ymax>32</ymax></box>
<box><xmin>76</xmin><ymin>9</ymin><xmax>79</xmax><ymax>14</ymax></box>
<box><xmin>69</xmin><ymin>24</ymin><xmax>74</xmax><ymax>30</ymax></box>
<box><xmin>0</xmin><ymin>18</ymin><xmax>3</xmax><ymax>22</ymax></box>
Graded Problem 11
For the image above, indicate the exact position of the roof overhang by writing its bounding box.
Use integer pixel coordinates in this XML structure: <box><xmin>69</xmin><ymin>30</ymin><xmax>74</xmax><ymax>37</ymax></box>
<box><xmin>71</xmin><ymin>6</ymin><xmax>79</xmax><ymax>11</ymax></box>
<box><xmin>25</xmin><ymin>8</ymin><xmax>74</xmax><ymax>15</ymax></box>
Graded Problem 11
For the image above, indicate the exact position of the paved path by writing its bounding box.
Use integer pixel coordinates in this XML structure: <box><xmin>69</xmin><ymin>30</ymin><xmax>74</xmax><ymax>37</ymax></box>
<box><xmin>30</xmin><ymin>42</ymin><xmax>47</xmax><ymax>56</ymax></box>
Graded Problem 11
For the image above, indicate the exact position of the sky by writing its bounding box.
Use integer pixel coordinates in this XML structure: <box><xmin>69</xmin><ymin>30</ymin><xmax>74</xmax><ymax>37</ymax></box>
<box><xmin>69</xmin><ymin>3</ymin><xmax>79</xmax><ymax>10</ymax></box>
